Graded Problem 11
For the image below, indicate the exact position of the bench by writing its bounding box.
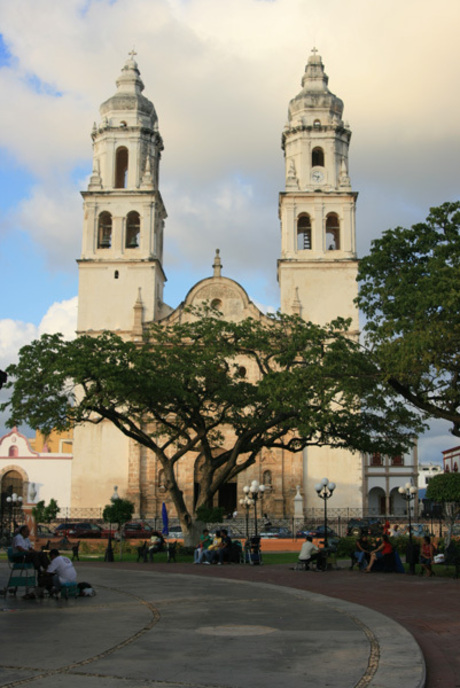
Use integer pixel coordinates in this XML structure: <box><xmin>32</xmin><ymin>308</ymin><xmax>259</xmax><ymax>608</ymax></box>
<box><xmin>3</xmin><ymin>547</ymin><xmax>37</xmax><ymax>596</ymax></box>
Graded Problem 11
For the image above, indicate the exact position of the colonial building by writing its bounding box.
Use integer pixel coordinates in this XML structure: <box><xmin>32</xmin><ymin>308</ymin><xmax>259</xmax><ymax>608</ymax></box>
<box><xmin>363</xmin><ymin>448</ymin><xmax>419</xmax><ymax>517</ymax></box>
<box><xmin>70</xmin><ymin>50</ymin><xmax>371</xmax><ymax>519</ymax></box>
<box><xmin>0</xmin><ymin>427</ymin><xmax>73</xmax><ymax>518</ymax></box>
<box><xmin>442</xmin><ymin>446</ymin><xmax>460</xmax><ymax>473</ymax></box>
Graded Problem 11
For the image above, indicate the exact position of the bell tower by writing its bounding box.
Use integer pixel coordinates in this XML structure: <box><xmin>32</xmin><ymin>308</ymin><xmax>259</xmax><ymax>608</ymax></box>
<box><xmin>278</xmin><ymin>49</ymin><xmax>358</xmax><ymax>332</ymax></box>
<box><xmin>77</xmin><ymin>53</ymin><xmax>167</xmax><ymax>334</ymax></box>
<box><xmin>278</xmin><ymin>50</ymin><xmax>363</xmax><ymax>511</ymax></box>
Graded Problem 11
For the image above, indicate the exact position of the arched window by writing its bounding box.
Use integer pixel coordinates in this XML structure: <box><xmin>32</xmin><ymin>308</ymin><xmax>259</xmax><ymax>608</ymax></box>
<box><xmin>8</xmin><ymin>445</ymin><xmax>18</xmax><ymax>457</ymax></box>
<box><xmin>326</xmin><ymin>213</ymin><xmax>340</xmax><ymax>250</ymax></box>
<box><xmin>263</xmin><ymin>470</ymin><xmax>272</xmax><ymax>487</ymax></box>
<box><xmin>391</xmin><ymin>455</ymin><xmax>403</xmax><ymax>466</ymax></box>
<box><xmin>297</xmin><ymin>214</ymin><xmax>312</xmax><ymax>250</ymax></box>
<box><xmin>313</xmin><ymin>119</ymin><xmax>321</xmax><ymax>128</ymax></box>
<box><xmin>158</xmin><ymin>469</ymin><xmax>165</xmax><ymax>491</ymax></box>
<box><xmin>312</xmin><ymin>147</ymin><xmax>324</xmax><ymax>167</ymax></box>
<box><xmin>97</xmin><ymin>212</ymin><xmax>112</xmax><ymax>249</ymax></box>
<box><xmin>126</xmin><ymin>211</ymin><xmax>140</xmax><ymax>248</ymax></box>
<box><xmin>115</xmin><ymin>146</ymin><xmax>128</xmax><ymax>188</ymax></box>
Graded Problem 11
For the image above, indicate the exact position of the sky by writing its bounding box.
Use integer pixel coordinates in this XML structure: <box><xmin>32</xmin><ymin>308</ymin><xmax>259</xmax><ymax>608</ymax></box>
<box><xmin>0</xmin><ymin>0</ymin><xmax>459</xmax><ymax>464</ymax></box>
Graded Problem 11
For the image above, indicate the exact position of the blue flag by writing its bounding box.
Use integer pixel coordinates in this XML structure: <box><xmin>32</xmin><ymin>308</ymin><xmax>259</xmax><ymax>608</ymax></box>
<box><xmin>161</xmin><ymin>502</ymin><xmax>169</xmax><ymax>535</ymax></box>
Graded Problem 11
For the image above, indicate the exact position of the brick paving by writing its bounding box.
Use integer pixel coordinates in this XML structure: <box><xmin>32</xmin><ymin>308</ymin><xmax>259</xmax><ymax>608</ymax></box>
<box><xmin>94</xmin><ymin>561</ymin><xmax>460</xmax><ymax>688</ymax></box>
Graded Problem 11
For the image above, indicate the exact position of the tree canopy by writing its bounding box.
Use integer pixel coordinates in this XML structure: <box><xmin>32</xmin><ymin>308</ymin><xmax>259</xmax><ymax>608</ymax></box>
<box><xmin>2</xmin><ymin>309</ymin><xmax>423</xmax><ymax>536</ymax></box>
<box><xmin>426</xmin><ymin>472</ymin><xmax>460</xmax><ymax>504</ymax></box>
<box><xmin>357</xmin><ymin>201</ymin><xmax>460</xmax><ymax>436</ymax></box>
<box><xmin>31</xmin><ymin>498</ymin><xmax>60</xmax><ymax>524</ymax></box>
<box><xmin>102</xmin><ymin>498</ymin><xmax>135</xmax><ymax>530</ymax></box>
<box><xmin>426</xmin><ymin>473</ymin><xmax>460</xmax><ymax>545</ymax></box>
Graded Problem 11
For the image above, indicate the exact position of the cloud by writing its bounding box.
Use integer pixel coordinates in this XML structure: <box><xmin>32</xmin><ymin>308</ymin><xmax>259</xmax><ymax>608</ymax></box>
<box><xmin>0</xmin><ymin>296</ymin><xmax>78</xmax><ymax>371</ymax></box>
<box><xmin>0</xmin><ymin>296</ymin><xmax>78</xmax><ymax>434</ymax></box>
<box><xmin>5</xmin><ymin>183</ymin><xmax>83</xmax><ymax>268</ymax></box>
<box><xmin>0</xmin><ymin>0</ymin><xmax>459</xmax><ymax>461</ymax></box>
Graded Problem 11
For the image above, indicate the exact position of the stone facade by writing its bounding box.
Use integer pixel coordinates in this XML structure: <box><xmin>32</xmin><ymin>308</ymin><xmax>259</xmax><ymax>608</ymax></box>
<box><xmin>72</xmin><ymin>50</ymin><xmax>367</xmax><ymax>519</ymax></box>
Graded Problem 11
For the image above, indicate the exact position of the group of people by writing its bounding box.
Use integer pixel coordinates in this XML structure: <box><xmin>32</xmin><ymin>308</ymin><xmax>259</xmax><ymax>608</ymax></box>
<box><xmin>194</xmin><ymin>528</ymin><xmax>233</xmax><ymax>565</ymax></box>
<box><xmin>354</xmin><ymin>528</ymin><xmax>436</xmax><ymax>575</ymax></box>
<box><xmin>11</xmin><ymin>525</ymin><xmax>77</xmax><ymax>598</ymax></box>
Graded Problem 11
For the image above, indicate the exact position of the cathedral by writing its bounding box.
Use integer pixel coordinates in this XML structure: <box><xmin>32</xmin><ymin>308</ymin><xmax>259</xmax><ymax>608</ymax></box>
<box><xmin>70</xmin><ymin>50</ymin><xmax>373</xmax><ymax>519</ymax></box>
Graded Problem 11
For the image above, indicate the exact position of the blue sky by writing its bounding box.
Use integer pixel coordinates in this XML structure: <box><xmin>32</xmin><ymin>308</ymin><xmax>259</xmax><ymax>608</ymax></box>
<box><xmin>0</xmin><ymin>0</ymin><xmax>459</xmax><ymax>463</ymax></box>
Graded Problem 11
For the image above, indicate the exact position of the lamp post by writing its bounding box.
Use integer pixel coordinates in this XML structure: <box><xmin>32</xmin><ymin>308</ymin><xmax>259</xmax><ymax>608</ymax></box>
<box><xmin>105</xmin><ymin>485</ymin><xmax>120</xmax><ymax>563</ymax></box>
<box><xmin>315</xmin><ymin>478</ymin><xmax>336</xmax><ymax>548</ymax></box>
<box><xmin>6</xmin><ymin>492</ymin><xmax>23</xmax><ymax>535</ymax></box>
<box><xmin>243</xmin><ymin>480</ymin><xmax>265</xmax><ymax>537</ymax></box>
<box><xmin>398</xmin><ymin>482</ymin><xmax>418</xmax><ymax>575</ymax></box>
<box><xmin>239</xmin><ymin>496</ymin><xmax>252</xmax><ymax>539</ymax></box>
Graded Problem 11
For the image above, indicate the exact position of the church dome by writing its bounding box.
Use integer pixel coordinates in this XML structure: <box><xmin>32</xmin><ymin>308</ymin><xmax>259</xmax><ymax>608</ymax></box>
<box><xmin>287</xmin><ymin>50</ymin><xmax>343</xmax><ymax>126</ymax></box>
<box><xmin>99</xmin><ymin>54</ymin><xmax>157</xmax><ymax>127</ymax></box>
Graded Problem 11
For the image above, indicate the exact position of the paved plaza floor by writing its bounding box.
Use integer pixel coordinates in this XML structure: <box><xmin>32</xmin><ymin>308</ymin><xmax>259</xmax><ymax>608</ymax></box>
<box><xmin>0</xmin><ymin>562</ymin><xmax>425</xmax><ymax>688</ymax></box>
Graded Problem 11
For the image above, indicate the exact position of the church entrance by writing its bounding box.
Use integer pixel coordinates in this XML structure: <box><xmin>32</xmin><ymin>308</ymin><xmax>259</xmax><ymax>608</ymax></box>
<box><xmin>218</xmin><ymin>483</ymin><xmax>237</xmax><ymax>516</ymax></box>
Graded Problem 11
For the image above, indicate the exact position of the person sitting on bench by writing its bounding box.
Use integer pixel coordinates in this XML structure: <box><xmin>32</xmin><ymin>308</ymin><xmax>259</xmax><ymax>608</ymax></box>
<box><xmin>354</xmin><ymin>534</ymin><xmax>371</xmax><ymax>570</ymax></box>
<box><xmin>148</xmin><ymin>532</ymin><xmax>165</xmax><ymax>562</ymax></box>
<box><xmin>298</xmin><ymin>536</ymin><xmax>320</xmax><ymax>569</ymax></box>
<box><xmin>217</xmin><ymin>529</ymin><xmax>232</xmax><ymax>565</ymax></box>
<box><xmin>364</xmin><ymin>534</ymin><xmax>393</xmax><ymax>572</ymax></box>
<box><xmin>12</xmin><ymin>525</ymin><xmax>49</xmax><ymax>571</ymax></box>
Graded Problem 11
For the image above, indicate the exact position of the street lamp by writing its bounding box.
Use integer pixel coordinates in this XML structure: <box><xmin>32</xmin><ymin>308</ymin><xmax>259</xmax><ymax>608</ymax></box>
<box><xmin>6</xmin><ymin>492</ymin><xmax>23</xmax><ymax>535</ymax></box>
<box><xmin>315</xmin><ymin>478</ymin><xmax>336</xmax><ymax>548</ymax></box>
<box><xmin>243</xmin><ymin>480</ymin><xmax>265</xmax><ymax>537</ymax></box>
<box><xmin>239</xmin><ymin>496</ymin><xmax>253</xmax><ymax>539</ymax></box>
<box><xmin>398</xmin><ymin>482</ymin><xmax>418</xmax><ymax>575</ymax></box>
<box><xmin>105</xmin><ymin>485</ymin><xmax>120</xmax><ymax>563</ymax></box>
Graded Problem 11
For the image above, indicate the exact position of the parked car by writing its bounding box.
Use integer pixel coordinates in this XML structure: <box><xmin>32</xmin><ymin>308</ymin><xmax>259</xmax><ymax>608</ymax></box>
<box><xmin>36</xmin><ymin>524</ymin><xmax>58</xmax><ymax>539</ymax></box>
<box><xmin>259</xmin><ymin>526</ymin><xmax>293</xmax><ymax>538</ymax></box>
<box><xmin>167</xmin><ymin>525</ymin><xmax>184</xmax><ymax>538</ymax></box>
<box><xmin>122</xmin><ymin>522</ymin><xmax>153</xmax><ymax>539</ymax></box>
<box><xmin>296</xmin><ymin>525</ymin><xmax>339</xmax><ymax>540</ymax></box>
<box><xmin>54</xmin><ymin>522</ymin><xmax>103</xmax><ymax>539</ymax></box>
<box><xmin>346</xmin><ymin>517</ymin><xmax>382</xmax><ymax>537</ymax></box>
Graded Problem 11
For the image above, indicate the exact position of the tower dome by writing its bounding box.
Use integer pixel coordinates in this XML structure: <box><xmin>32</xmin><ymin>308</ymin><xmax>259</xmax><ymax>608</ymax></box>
<box><xmin>99</xmin><ymin>53</ymin><xmax>157</xmax><ymax>129</ymax></box>
<box><xmin>287</xmin><ymin>49</ymin><xmax>344</xmax><ymax>129</ymax></box>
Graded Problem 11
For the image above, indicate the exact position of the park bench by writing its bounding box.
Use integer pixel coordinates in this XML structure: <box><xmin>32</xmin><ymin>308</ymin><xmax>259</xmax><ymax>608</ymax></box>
<box><xmin>2</xmin><ymin>547</ymin><xmax>37</xmax><ymax>596</ymax></box>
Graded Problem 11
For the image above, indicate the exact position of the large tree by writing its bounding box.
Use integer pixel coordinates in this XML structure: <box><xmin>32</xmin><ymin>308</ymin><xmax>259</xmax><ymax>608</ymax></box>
<box><xmin>425</xmin><ymin>473</ymin><xmax>460</xmax><ymax>546</ymax></box>
<box><xmin>2</xmin><ymin>310</ymin><xmax>422</xmax><ymax>540</ymax></box>
<box><xmin>357</xmin><ymin>201</ymin><xmax>460</xmax><ymax>435</ymax></box>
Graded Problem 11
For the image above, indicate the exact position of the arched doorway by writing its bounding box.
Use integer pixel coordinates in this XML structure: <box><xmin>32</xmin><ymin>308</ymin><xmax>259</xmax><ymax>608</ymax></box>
<box><xmin>368</xmin><ymin>487</ymin><xmax>386</xmax><ymax>515</ymax></box>
<box><xmin>1</xmin><ymin>470</ymin><xmax>24</xmax><ymax>532</ymax></box>
<box><xmin>390</xmin><ymin>487</ymin><xmax>407</xmax><ymax>516</ymax></box>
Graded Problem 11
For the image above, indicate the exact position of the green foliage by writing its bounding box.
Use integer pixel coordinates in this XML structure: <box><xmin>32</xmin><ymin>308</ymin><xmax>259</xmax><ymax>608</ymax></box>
<box><xmin>31</xmin><ymin>498</ymin><xmax>60</xmax><ymax>524</ymax></box>
<box><xmin>426</xmin><ymin>473</ymin><xmax>460</xmax><ymax>503</ymax></box>
<box><xmin>335</xmin><ymin>537</ymin><xmax>356</xmax><ymax>558</ymax></box>
<box><xmin>357</xmin><ymin>201</ymin><xmax>460</xmax><ymax>435</ymax></box>
<box><xmin>102</xmin><ymin>498</ymin><xmax>134</xmax><ymax>528</ymax></box>
<box><xmin>195</xmin><ymin>505</ymin><xmax>225</xmax><ymax>523</ymax></box>
<box><xmin>2</xmin><ymin>308</ymin><xmax>423</xmax><ymax>534</ymax></box>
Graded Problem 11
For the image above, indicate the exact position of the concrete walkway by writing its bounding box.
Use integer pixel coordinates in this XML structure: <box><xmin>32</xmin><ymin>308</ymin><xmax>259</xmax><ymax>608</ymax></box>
<box><xmin>0</xmin><ymin>562</ymin><xmax>424</xmax><ymax>688</ymax></box>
